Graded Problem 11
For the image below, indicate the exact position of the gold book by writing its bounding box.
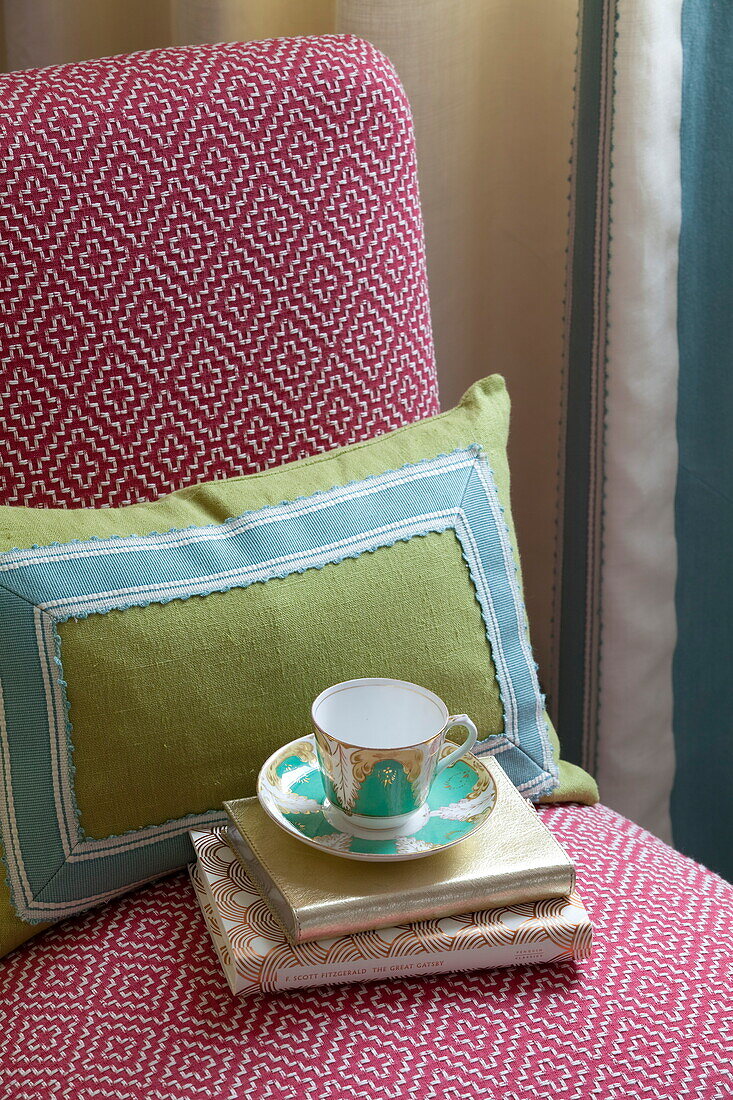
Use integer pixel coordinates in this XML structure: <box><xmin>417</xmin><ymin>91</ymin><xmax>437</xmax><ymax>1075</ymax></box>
<box><xmin>223</xmin><ymin>756</ymin><xmax>576</xmax><ymax>944</ymax></box>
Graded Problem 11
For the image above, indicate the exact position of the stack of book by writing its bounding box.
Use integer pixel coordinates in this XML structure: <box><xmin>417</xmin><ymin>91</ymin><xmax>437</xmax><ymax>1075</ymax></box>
<box><xmin>189</xmin><ymin>757</ymin><xmax>592</xmax><ymax>997</ymax></box>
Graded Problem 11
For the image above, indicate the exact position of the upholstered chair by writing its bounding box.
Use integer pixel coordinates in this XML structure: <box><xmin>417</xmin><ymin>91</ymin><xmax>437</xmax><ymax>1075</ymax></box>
<box><xmin>0</xmin><ymin>38</ymin><xmax>729</xmax><ymax>1099</ymax></box>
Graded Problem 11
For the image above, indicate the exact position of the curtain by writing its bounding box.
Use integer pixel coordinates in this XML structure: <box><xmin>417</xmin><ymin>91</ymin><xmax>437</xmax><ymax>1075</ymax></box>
<box><xmin>672</xmin><ymin>0</ymin><xmax>733</xmax><ymax>882</ymax></box>
<box><xmin>596</xmin><ymin>2</ymin><xmax>682</xmax><ymax>844</ymax></box>
<box><xmin>563</xmin><ymin>0</ymin><xmax>731</xmax><ymax>880</ymax></box>
<box><xmin>560</xmin><ymin>1</ymin><xmax>682</xmax><ymax>844</ymax></box>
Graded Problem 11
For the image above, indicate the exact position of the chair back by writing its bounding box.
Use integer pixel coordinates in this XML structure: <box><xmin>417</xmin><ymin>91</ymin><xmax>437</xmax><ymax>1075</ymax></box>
<box><xmin>0</xmin><ymin>37</ymin><xmax>438</xmax><ymax>507</ymax></box>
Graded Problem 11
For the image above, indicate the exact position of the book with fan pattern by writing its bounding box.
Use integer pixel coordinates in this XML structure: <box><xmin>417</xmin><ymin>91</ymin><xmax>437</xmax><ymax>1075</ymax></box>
<box><xmin>189</xmin><ymin>829</ymin><xmax>592</xmax><ymax>997</ymax></box>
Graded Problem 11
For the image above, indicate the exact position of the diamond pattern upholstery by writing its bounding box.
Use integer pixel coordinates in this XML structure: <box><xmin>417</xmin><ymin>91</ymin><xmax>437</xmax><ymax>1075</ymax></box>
<box><xmin>0</xmin><ymin>805</ymin><xmax>730</xmax><ymax>1099</ymax></box>
<box><xmin>0</xmin><ymin>37</ymin><xmax>439</xmax><ymax>509</ymax></box>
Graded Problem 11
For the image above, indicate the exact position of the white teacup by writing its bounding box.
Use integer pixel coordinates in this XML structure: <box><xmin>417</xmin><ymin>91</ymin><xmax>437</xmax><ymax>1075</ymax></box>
<box><xmin>311</xmin><ymin>677</ymin><xmax>478</xmax><ymax>834</ymax></box>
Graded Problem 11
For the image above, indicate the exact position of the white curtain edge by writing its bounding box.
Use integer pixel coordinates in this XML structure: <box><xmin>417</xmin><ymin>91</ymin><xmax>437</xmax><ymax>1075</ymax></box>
<box><xmin>597</xmin><ymin>0</ymin><xmax>683</xmax><ymax>841</ymax></box>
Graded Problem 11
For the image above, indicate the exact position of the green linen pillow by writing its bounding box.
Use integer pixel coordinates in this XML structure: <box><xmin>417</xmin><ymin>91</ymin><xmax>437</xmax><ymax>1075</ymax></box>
<box><xmin>0</xmin><ymin>375</ymin><xmax>597</xmax><ymax>956</ymax></box>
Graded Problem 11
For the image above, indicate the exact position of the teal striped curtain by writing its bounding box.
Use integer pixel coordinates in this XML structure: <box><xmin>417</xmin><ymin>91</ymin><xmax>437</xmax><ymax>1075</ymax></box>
<box><xmin>561</xmin><ymin>0</ymin><xmax>731</xmax><ymax>881</ymax></box>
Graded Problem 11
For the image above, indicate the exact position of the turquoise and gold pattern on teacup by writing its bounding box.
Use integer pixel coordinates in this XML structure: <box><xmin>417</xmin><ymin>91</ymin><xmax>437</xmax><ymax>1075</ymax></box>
<box><xmin>257</xmin><ymin>735</ymin><xmax>497</xmax><ymax>862</ymax></box>
<box><xmin>312</xmin><ymin>731</ymin><xmax>444</xmax><ymax>820</ymax></box>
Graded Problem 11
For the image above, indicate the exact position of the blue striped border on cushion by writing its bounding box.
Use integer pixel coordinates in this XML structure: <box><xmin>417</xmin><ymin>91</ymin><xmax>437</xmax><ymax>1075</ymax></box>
<box><xmin>0</xmin><ymin>446</ymin><xmax>557</xmax><ymax>923</ymax></box>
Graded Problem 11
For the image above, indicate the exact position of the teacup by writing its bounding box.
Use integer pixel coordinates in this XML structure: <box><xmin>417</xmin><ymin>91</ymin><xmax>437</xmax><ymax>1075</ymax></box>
<box><xmin>311</xmin><ymin>677</ymin><xmax>478</xmax><ymax>835</ymax></box>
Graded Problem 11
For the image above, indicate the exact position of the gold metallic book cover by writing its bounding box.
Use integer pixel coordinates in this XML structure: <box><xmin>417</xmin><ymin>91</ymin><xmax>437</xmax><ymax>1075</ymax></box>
<box><xmin>223</xmin><ymin>757</ymin><xmax>575</xmax><ymax>944</ymax></box>
<box><xmin>189</xmin><ymin>831</ymin><xmax>592</xmax><ymax>997</ymax></box>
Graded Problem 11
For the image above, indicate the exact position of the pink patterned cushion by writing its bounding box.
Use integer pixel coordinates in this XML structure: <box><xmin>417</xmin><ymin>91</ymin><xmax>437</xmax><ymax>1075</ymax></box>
<box><xmin>0</xmin><ymin>38</ymin><xmax>439</xmax><ymax>509</ymax></box>
<box><xmin>1</xmin><ymin>804</ymin><xmax>730</xmax><ymax>1099</ymax></box>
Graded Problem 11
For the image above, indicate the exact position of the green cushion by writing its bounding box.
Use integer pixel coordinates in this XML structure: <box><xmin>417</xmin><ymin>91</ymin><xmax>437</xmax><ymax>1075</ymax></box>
<box><xmin>0</xmin><ymin>375</ymin><xmax>597</xmax><ymax>956</ymax></box>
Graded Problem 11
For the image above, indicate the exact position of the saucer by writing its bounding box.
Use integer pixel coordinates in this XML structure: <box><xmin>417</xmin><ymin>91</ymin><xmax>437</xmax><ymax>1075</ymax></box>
<box><xmin>257</xmin><ymin>735</ymin><xmax>497</xmax><ymax>862</ymax></box>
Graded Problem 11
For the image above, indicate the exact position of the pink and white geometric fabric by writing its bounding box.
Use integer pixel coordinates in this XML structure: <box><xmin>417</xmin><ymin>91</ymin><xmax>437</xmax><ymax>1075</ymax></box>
<box><xmin>0</xmin><ymin>804</ymin><xmax>730</xmax><ymax>1100</ymax></box>
<box><xmin>0</xmin><ymin>38</ymin><xmax>439</xmax><ymax>509</ymax></box>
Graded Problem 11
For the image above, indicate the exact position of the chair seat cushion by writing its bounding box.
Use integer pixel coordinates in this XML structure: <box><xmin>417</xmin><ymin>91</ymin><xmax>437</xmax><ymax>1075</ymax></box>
<box><xmin>0</xmin><ymin>803</ymin><xmax>730</xmax><ymax>1100</ymax></box>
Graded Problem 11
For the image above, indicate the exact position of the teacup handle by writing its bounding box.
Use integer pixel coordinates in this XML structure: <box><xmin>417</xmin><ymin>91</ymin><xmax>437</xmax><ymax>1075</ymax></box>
<box><xmin>436</xmin><ymin>715</ymin><xmax>479</xmax><ymax>775</ymax></box>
